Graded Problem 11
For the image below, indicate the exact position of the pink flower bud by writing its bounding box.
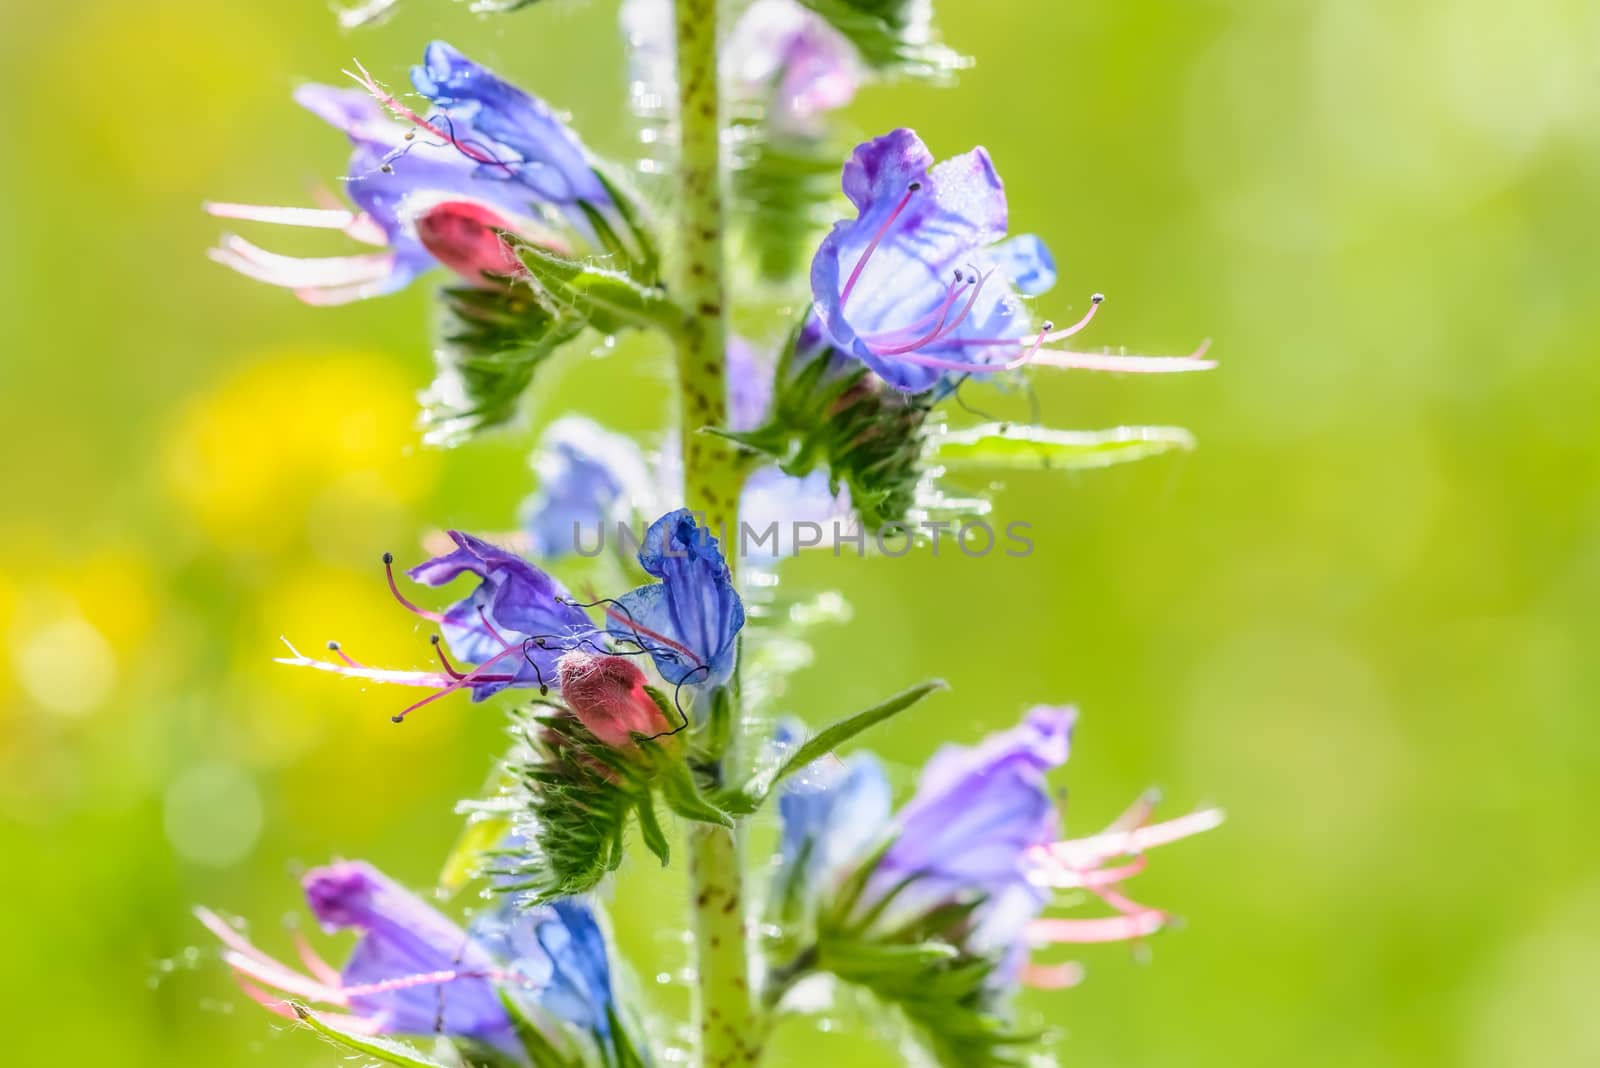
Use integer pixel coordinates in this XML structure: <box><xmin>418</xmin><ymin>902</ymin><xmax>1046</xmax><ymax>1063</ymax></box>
<box><xmin>557</xmin><ymin>652</ymin><xmax>673</xmax><ymax>748</ymax></box>
<box><xmin>412</xmin><ymin>199</ymin><xmax>527</xmax><ymax>286</ymax></box>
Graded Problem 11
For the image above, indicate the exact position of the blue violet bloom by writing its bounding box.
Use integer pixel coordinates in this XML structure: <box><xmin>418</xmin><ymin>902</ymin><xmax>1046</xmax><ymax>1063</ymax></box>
<box><xmin>278</xmin><ymin>510</ymin><xmax>744</xmax><ymax>721</ymax></box>
<box><xmin>196</xmin><ymin>861</ymin><xmax>626</xmax><ymax>1058</ymax></box>
<box><xmin>207</xmin><ymin>42</ymin><xmax>605</xmax><ymax>303</ymax></box>
<box><xmin>777</xmin><ymin>706</ymin><xmax>1223</xmax><ymax>991</ymax></box>
<box><xmin>809</xmin><ymin>128</ymin><xmax>1215</xmax><ymax>392</ymax></box>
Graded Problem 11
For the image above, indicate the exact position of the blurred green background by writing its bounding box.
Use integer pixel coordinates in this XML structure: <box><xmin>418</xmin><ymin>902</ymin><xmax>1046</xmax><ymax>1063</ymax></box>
<box><xmin>3</xmin><ymin>0</ymin><xmax>1597</xmax><ymax>1065</ymax></box>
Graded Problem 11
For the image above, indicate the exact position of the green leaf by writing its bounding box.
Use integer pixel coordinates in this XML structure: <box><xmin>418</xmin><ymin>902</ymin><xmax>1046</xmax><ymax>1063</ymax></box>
<box><xmin>772</xmin><ymin>679</ymin><xmax>947</xmax><ymax>786</ymax></box>
<box><xmin>512</xmin><ymin>241</ymin><xmax>681</xmax><ymax>337</ymax></box>
<box><xmin>931</xmin><ymin>423</ymin><xmax>1196</xmax><ymax>471</ymax></box>
<box><xmin>290</xmin><ymin>1004</ymin><xmax>452</xmax><ymax>1068</ymax></box>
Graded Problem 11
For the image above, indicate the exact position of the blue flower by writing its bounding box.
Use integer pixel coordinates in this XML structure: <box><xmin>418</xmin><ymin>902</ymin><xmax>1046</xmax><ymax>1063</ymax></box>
<box><xmin>775</xmin><ymin>706</ymin><xmax>1223</xmax><ymax>990</ymax></box>
<box><xmin>206</xmin><ymin>72</ymin><xmax>566</xmax><ymax>302</ymax></box>
<box><xmin>406</xmin><ymin>531</ymin><xmax>598</xmax><ymax>700</ymax></box>
<box><xmin>467</xmin><ymin>897</ymin><xmax>624</xmax><ymax>1049</ymax></box>
<box><xmin>410</xmin><ymin>42</ymin><xmax>615</xmax><ymax>235</ymax></box>
<box><xmin>776</xmin><ymin>750</ymin><xmax>892</xmax><ymax>904</ymax></box>
<box><xmin>809</xmin><ymin>128</ymin><xmax>1061</xmax><ymax>393</ymax></box>
<box><xmin>197</xmin><ymin>861</ymin><xmax>629</xmax><ymax>1058</ymax></box>
<box><xmin>519</xmin><ymin>418</ymin><xmax>654</xmax><ymax>558</ymax></box>
<box><xmin>279</xmin><ymin>512</ymin><xmax>745</xmax><ymax>719</ymax></box>
<box><xmin>608</xmin><ymin>509</ymin><xmax>745</xmax><ymax>687</ymax></box>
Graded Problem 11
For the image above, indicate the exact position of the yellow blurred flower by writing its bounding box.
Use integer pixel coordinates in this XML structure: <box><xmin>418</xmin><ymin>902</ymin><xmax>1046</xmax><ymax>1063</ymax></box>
<box><xmin>163</xmin><ymin>347</ymin><xmax>439</xmax><ymax>551</ymax></box>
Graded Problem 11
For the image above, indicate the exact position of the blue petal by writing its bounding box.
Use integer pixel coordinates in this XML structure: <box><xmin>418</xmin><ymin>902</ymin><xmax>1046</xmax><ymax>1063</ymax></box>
<box><xmin>988</xmin><ymin>234</ymin><xmax>1057</xmax><ymax>298</ymax></box>
<box><xmin>408</xmin><ymin>531</ymin><xmax>597</xmax><ymax>697</ymax></box>
<box><xmin>468</xmin><ymin>897</ymin><xmax>617</xmax><ymax>1041</ymax></box>
<box><xmin>607</xmin><ymin>510</ymin><xmax>744</xmax><ymax>687</ymax></box>
<box><xmin>519</xmin><ymin>418</ymin><xmax>651</xmax><ymax>559</ymax></box>
<box><xmin>867</xmin><ymin>707</ymin><xmax>1073</xmax><ymax>944</ymax></box>
<box><xmin>411</xmin><ymin>42</ymin><xmax>611</xmax><ymax>216</ymax></box>
<box><xmin>811</xmin><ymin>130</ymin><xmax>1039</xmax><ymax>393</ymax></box>
<box><xmin>293</xmin><ymin>83</ymin><xmax>536</xmax><ymax>285</ymax></box>
<box><xmin>302</xmin><ymin>862</ymin><xmax>513</xmax><ymax>1045</ymax></box>
<box><xmin>778</xmin><ymin>753</ymin><xmax>893</xmax><ymax>896</ymax></box>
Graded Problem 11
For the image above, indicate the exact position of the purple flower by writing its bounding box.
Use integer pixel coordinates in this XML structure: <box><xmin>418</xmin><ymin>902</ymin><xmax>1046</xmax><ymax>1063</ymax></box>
<box><xmin>206</xmin><ymin>43</ymin><xmax>601</xmax><ymax>304</ymax></box>
<box><xmin>725</xmin><ymin>0</ymin><xmax>863</xmax><ymax>137</ymax></box>
<box><xmin>620</xmin><ymin>0</ymin><xmax>860</xmax><ymax>138</ymax></box>
<box><xmin>278</xmin><ymin>511</ymin><xmax>744</xmax><ymax>719</ymax></box>
<box><xmin>776</xmin><ymin>751</ymin><xmax>891</xmax><ymax>904</ymax></box>
<box><xmin>607</xmin><ymin>509</ymin><xmax>745</xmax><ymax>687</ymax></box>
<box><xmin>196</xmin><ymin>861</ymin><xmax>622</xmax><ymax>1055</ymax></box>
<box><xmin>519</xmin><ymin>418</ymin><xmax>654</xmax><ymax>558</ymax></box>
<box><xmin>408</xmin><ymin>42</ymin><xmax>615</xmax><ymax>234</ymax></box>
<box><xmin>776</xmin><ymin>706</ymin><xmax>1223</xmax><ymax>990</ymax></box>
<box><xmin>809</xmin><ymin>129</ymin><xmax>1216</xmax><ymax>392</ymax></box>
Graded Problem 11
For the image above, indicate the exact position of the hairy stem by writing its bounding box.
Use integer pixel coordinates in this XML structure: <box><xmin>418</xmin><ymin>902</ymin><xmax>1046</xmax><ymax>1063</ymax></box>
<box><xmin>673</xmin><ymin>1</ymin><xmax>756</xmax><ymax>1065</ymax></box>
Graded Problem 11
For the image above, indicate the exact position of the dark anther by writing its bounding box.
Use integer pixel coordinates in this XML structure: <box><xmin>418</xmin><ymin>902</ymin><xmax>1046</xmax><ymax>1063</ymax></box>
<box><xmin>1042</xmin><ymin>320</ymin><xmax>1055</xmax><ymax>331</ymax></box>
<box><xmin>326</xmin><ymin>640</ymin><xmax>341</xmax><ymax>651</ymax></box>
<box><xmin>1091</xmin><ymin>293</ymin><xmax>1105</xmax><ymax>305</ymax></box>
<box><xmin>908</xmin><ymin>181</ymin><xmax>922</xmax><ymax>191</ymax></box>
<box><xmin>382</xmin><ymin>551</ymin><xmax>394</xmax><ymax>565</ymax></box>
<box><xmin>429</xmin><ymin>634</ymin><xmax>441</xmax><ymax>645</ymax></box>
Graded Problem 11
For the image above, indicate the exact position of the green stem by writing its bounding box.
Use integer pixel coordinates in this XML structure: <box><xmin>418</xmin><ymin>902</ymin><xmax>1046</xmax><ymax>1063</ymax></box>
<box><xmin>672</xmin><ymin>2</ymin><xmax>756</xmax><ymax>1065</ymax></box>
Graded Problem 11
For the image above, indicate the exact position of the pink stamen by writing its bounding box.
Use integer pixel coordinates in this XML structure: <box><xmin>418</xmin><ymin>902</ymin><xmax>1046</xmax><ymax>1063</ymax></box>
<box><xmin>476</xmin><ymin>606</ymin><xmax>514</xmax><ymax>651</ymax></box>
<box><xmin>1022</xmin><ymin>961</ymin><xmax>1086</xmax><ymax>990</ymax></box>
<box><xmin>195</xmin><ymin>908</ymin><xmax>283</xmax><ymax>972</ymax></box>
<box><xmin>293</xmin><ymin>930</ymin><xmax>345</xmax><ymax>988</ymax></box>
<box><xmin>840</xmin><ymin>181</ymin><xmax>921</xmax><ymax>306</ymax></box>
<box><xmin>345</xmin><ymin>61</ymin><xmax>513</xmax><ymax>174</ymax></box>
<box><xmin>383</xmin><ymin>552</ymin><xmax>450</xmax><ymax>625</ymax></box>
<box><xmin>1041</xmin><ymin>807</ymin><xmax>1225</xmax><ymax>870</ymax></box>
<box><xmin>224</xmin><ymin>950</ymin><xmax>346</xmax><ymax>1004</ymax></box>
<box><xmin>234</xmin><ymin>977</ymin><xmax>304</xmax><ymax>1022</ymax></box>
<box><xmin>389</xmin><ymin>642</ymin><xmax>529</xmax><ymax>723</ymax></box>
<box><xmin>430</xmin><ymin>635</ymin><xmax>466</xmax><ymax>679</ymax></box>
<box><xmin>872</xmin><ymin>318</ymin><xmax>1056</xmax><ymax>375</ymax></box>
<box><xmin>600</xmin><ymin>604</ymin><xmax>703</xmax><ymax>668</ymax></box>
<box><xmin>1031</xmin><ymin>338</ymin><xmax>1216</xmax><ymax>374</ymax></box>
<box><xmin>275</xmin><ymin>640</ymin><xmax>517</xmax><ymax>691</ymax></box>
<box><xmin>326</xmin><ymin>641</ymin><xmax>364</xmax><ymax>668</ymax></box>
<box><xmin>860</xmin><ymin>272</ymin><xmax>970</xmax><ymax>345</ymax></box>
<box><xmin>1086</xmin><ymin>882</ymin><xmax>1149</xmax><ymax>917</ymax></box>
<box><xmin>205</xmin><ymin>202</ymin><xmax>358</xmax><ymax>230</ymax></box>
<box><xmin>866</xmin><ymin>271</ymin><xmax>991</xmax><ymax>357</ymax></box>
<box><xmin>966</xmin><ymin>294</ymin><xmax>1105</xmax><ymax>347</ymax></box>
<box><xmin>1029</xmin><ymin>854</ymin><xmax>1149</xmax><ymax>891</ymax></box>
<box><xmin>340</xmin><ymin>967</ymin><xmax>510</xmax><ymax>998</ymax></box>
<box><xmin>1028</xmin><ymin>912</ymin><xmax>1168</xmax><ymax>944</ymax></box>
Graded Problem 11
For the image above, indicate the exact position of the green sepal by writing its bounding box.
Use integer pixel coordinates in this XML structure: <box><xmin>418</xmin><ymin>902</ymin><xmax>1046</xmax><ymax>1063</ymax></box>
<box><xmin>421</xmin><ymin>284</ymin><xmax>584</xmax><ymax>446</ymax></box>
<box><xmin>731</xmin><ymin>131</ymin><xmax>840</xmax><ymax>283</ymax></box>
<box><xmin>604</xmin><ymin>1005</ymin><xmax>655</xmax><ymax>1068</ymax></box>
<box><xmin>932</xmin><ymin>422</ymin><xmax>1196</xmax><ymax>470</ymax></box>
<box><xmin>714</xmin><ymin>322</ymin><xmax>935</xmax><ymax>529</ymax></box>
<box><xmin>590</xmin><ymin>166</ymin><xmax>663</xmax><ymax>284</ymax></box>
<box><xmin>660</xmin><ymin>762</ymin><xmax>735</xmax><ymax>827</ymax></box>
<box><xmin>289</xmin><ymin>1003</ymin><xmax>452</xmax><ymax>1068</ymax></box>
<box><xmin>796</xmin><ymin>0</ymin><xmax>963</xmax><ymax>73</ymax></box>
<box><xmin>635</xmin><ymin>789</ymin><xmax>671</xmax><ymax>867</ymax></box>
<box><xmin>494</xmin><ymin>988</ymin><xmax>587</xmax><ymax>1068</ymax></box>
<box><xmin>511</xmin><ymin>239</ymin><xmax>681</xmax><ymax>337</ymax></box>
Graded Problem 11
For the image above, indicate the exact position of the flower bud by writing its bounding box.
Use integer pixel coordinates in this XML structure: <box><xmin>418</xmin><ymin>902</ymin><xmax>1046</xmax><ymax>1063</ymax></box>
<box><xmin>556</xmin><ymin>651</ymin><xmax>674</xmax><ymax>748</ymax></box>
<box><xmin>413</xmin><ymin>198</ymin><xmax>527</xmax><ymax>286</ymax></box>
